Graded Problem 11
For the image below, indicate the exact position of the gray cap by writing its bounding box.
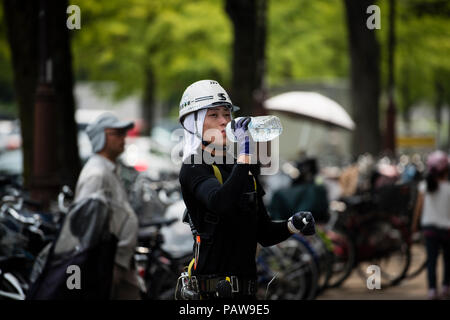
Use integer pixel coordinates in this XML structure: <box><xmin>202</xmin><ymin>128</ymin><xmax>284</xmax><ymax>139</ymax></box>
<box><xmin>86</xmin><ymin>112</ymin><xmax>134</xmax><ymax>153</ymax></box>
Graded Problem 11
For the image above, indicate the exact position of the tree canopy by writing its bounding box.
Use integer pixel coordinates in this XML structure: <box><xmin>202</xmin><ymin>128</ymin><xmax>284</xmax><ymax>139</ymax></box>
<box><xmin>0</xmin><ymin>0</ymin><xmax>448</xmax><ymax>125</ymax></box>
<box><xmin>71</xmin><ymin>0</ymin><xmax>232</xmax><ymax>111</ymax></box>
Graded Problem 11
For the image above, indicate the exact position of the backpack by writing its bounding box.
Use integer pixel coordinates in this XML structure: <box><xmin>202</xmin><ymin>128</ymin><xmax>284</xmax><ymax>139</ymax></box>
<box><xmin>26</xmin><ymin>197</ymin><xmax>117</xmax><ymax>300</ymax></box>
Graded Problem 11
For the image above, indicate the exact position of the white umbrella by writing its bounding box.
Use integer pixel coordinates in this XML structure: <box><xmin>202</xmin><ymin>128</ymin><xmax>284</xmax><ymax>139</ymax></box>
<box><xmin>263</xmin><ymin>91</ymin><xmax>355</xmax><ymax>131</ymax></box>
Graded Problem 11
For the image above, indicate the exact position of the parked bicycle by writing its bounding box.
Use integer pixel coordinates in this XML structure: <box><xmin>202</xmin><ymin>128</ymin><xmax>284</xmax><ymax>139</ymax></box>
<box><xmin>325</xmin><ymin>182</ymin><xmax>417</xmax><ymax>288</ymax></box>
<box><xmin>256</xmin><ymin>237</ymin><xmax>319</xmax><ymax>300</ymax></box>
<box><xmin>0</xmin><ymin>186</ymin><xmax>62</xmax><ymax>299</ymax></box>
<box><xmin>135</xmin><ymin>217</ymin><xmax>192</xmax><ymax>300</ymax></box>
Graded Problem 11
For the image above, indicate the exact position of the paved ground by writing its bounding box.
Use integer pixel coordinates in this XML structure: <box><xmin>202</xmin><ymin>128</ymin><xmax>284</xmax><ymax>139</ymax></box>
<box><xmin>317</xmin><ymin>245</ymin><xmax>446</xmax><ymax>300</ymax></box>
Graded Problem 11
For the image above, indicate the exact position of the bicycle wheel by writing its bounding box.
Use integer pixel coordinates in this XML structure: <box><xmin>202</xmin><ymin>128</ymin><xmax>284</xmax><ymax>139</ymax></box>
<box><xmin>325</xmin><ymin>227</ymin><xmax>356</xmax><ymax>288</ymax></box>
<box><xmin>145</xmin><ymin>263</ymin><xmax>174</xmax><ymax>299</ymax></box>
<box><xmin>257</xmin><ymin>239</ymin><xmax>318</xmax><ymax>300</ymax></box>
<box><xmin>300</xmin><ymin>233</ymin><xmax>333</xmax><ymax>296</ymax></box>
<box><xmin>144</xmin><ymin>253</ymin><xmax>192</xmax><ymax>300</ymax></box>
<box><xmin>405</xmin><ymin>232</ymin><xmax>427</xmax><ymax>279</ymax></box>
<box><xmin>295</xmin><ymin>240</ymin><xmax>319</xmax><ymax>300</ymax></box>
<box><xmin>0</xmin><ymin>271</ymin><xmax>26</xmax><ymax>300</ymax></box>
<box><xmin>356</xmin><ymin>221</ymin><xmax>411</xmax><ymax>287</ymax></box>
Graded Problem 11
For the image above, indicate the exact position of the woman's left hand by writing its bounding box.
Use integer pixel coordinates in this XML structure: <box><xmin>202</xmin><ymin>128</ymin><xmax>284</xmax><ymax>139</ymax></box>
<box><xmin>232</xmin><ymin>117</ymin><xmax>251</xmax><ymax>156</ymax></box>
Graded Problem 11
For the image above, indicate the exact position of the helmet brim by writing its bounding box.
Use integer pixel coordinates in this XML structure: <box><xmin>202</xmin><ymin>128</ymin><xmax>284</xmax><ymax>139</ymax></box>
<box><xmin>180</xmin><ymin>103</ymin><xmax>240</xmax><ymax>125</ymax></box>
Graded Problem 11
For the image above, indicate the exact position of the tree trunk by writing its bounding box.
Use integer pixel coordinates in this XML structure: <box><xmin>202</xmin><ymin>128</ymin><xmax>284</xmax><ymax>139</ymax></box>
<box><xmin>141</xmin><ymin>66</ymin><xmax>156</xmax><ymax>136</ymax></box>
<box><xmin>447</xmin><ymin>105</ymin><xmax>450</xmax><ymax>151</ymax></box>
<box><xmin>225</xmin><ymin>0</ymin><xmax>267</xmax><ymax>116</ymax></box>
<box><xmin>48</xmin><ymin>0</ymin><xmax>81</xmax><ymax>188</ymax></box>
<box><xmin>2</xmin><ymin>0</ymin><xmax>38</xmax><ymax>189</ymax></box>
<box><xmin>344</xmin><ymin>0</ymin><xmax>381</xmax><ymax>157</ymax></box>
<box><xmin>3</xmin><ymin>0</ymin><xmax>80</xmax><ymax>191</ymax></box>
<box><xmin>401</xmin><ymin>107</ymin><xmax>411</xmax><ymax>136</ymax></box>
<box><xmin>435</xmin><ymin>81</ymin><xmax>444</xmax><ymax>148</ymax></box>
<box><xmin>385</xmin><ymin>0</ymin><xmax>397</xmax><ymax>156</ymax></box>
<box><xmin>399</xmin><ymin>65</ymin><xmax>413</xmax><ymax>136</ymax></box>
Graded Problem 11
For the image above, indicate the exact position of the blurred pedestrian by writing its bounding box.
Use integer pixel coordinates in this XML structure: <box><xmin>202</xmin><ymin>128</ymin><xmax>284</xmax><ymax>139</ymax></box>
<box><xmin>76</xmin><ymin>112</ymin><xmax>140</xmax><ymax>300</ymax></box>
<box><xmin>339</xmin><ymin>163</ymin><xmax>359</xmax><ymax>197</ymax></box>
<box><xmin>269</xmin><ymin>157</ymin><xmax>329</xmax><ymax>224</ymax></box>
<box><xmin>412</xmin><ymin>150</ymin><xmax>450</xmax><ymax>300</ymax></box>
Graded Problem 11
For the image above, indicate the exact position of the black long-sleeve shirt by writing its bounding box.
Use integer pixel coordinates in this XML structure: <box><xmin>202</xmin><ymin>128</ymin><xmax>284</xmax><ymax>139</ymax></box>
<box><xmin>179</xmin><ymin>153</ymin><xmax>292</xmax><ymax>278</ymax></box>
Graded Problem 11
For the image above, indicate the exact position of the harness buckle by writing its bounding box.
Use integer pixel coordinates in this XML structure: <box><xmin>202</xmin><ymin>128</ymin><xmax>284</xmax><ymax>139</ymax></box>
<box><xmin>191</xmin><ymin>276</ymin><xmax>199</xmax><ymax>293</ymax></box>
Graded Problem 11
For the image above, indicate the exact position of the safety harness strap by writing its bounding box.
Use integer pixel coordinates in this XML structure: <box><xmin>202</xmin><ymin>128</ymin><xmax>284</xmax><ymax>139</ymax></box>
<box><xmin>186</xmin><ymin>164</ymin><xmax>257</xmax><ymax>276</ymax></box>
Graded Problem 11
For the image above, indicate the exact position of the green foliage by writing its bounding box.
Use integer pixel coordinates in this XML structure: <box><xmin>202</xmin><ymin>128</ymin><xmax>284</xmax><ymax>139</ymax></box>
<box><xmin>72</xmin><ymin>0</ymin><xmax>352</xmax><ymax>113</ymax></box>
<box><xmin>0</xmin><ymin>4</ymin><xmax>16</xmax><ymax>116</ymax></box>
<box><xmin>71</xmin><ymin>0</ymin><xmax>232</xmax><ymax>109</ymax></box>
<box><xmin>267</xmin><ymin>0</ymin><xmax>349</xmax><ymax>86</ymax></box>
<box><xmin>377</xmin><ymin>0</ymin><xmax>450</xmax><ymax>112</ymax></box>
<box><xmin>1</xmin><ymin>0</ymin><xmax>448</xmax><ymax>119</ymax></box>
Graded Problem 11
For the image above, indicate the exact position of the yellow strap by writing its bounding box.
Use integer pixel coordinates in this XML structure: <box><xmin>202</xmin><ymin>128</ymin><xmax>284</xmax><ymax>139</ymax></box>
<box><xmin>212</xmin><ymin>164</ymin><xmax>223</xmax><ymax>184</ymax></box>
<box><xmin>188</xmin><ymin>258</ymin><xmax>195</xmax><ymax>278</ymax></box>
<box><xmin>212</xmin><ymin>164</ymin><xmax>257</xmax><ymax>191</ymax></box>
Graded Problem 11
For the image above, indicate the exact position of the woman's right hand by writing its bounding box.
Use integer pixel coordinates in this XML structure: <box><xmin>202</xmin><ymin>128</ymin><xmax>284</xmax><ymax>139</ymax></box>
<box><xmin>288</xmin><ymin>211</ymin><xmax>316</xmax><ymax>235</ymax></box>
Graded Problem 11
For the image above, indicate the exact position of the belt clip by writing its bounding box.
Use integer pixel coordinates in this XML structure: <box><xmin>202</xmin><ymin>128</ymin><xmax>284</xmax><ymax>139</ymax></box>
<box><xmin>230</xmin><ymin>276</ymin><xmax>239</xmax><ymax>293</ymax></box>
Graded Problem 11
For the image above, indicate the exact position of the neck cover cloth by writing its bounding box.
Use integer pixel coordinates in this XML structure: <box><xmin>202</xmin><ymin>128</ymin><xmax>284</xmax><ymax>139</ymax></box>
<box><xmin>182</xmin><ymin>108</ymin><xmax>234</xmax><ymax>162</ymax></box>
<box><xmin>182</xmin><ymin>109</ymin><xmax>207</xmax><ymax>162</ymax></box>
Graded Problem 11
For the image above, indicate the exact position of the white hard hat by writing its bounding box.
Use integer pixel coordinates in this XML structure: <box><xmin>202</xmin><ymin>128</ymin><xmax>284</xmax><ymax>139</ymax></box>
<box><xmin>179</xmin><ymin>80</ymin><xmax>239</xmax><ymax>128</ymax></box>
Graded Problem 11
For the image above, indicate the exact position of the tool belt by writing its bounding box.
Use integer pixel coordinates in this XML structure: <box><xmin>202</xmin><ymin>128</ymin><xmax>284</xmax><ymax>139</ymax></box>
<box><xmin>195</xmin><ymin>275</ymin><xmax>257</xmax><ymax>297</ymax></box>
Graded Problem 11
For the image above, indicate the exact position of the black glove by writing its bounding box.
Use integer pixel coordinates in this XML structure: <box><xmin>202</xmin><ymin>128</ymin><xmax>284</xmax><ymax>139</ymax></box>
<box><xmin>288</xmin><ymin>211</ymin><xmax>316</xmax><ymax>236</ymax></box>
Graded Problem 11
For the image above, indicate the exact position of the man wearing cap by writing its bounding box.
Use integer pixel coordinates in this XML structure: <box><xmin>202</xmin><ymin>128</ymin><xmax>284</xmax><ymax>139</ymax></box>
<box><xmin>76</xmin><ymin>112</ymin><xmax>140</xmax><ymax>299</ymax></box>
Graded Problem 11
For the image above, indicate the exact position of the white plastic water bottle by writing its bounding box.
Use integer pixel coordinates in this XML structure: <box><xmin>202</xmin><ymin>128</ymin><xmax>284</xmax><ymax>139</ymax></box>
<box><xmin>225</xmin><ymin>115</ymin><xmax>283</xmax><ymax>142</ymax></box>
